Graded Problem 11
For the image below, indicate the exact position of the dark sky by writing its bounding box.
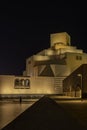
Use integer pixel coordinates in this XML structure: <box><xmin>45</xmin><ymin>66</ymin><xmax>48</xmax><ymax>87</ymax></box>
<box><xmin>0</xmin><ymin>2</ymin><xmax>87</xmax><ymax>75</ymax></box>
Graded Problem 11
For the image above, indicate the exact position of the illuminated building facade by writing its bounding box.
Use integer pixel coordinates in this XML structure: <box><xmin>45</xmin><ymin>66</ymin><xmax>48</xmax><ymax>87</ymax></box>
<box><xmin>0</xmin><ymin>32</ymin><xmax>87</xmax><ymax>98</ymax></box>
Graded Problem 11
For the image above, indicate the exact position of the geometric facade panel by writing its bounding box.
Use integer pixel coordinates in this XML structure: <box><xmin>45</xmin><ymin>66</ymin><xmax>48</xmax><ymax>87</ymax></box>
<box><xmin>39</xmin><ymin>65</ymin><xmax>54</xmax><ymax>76</ymax></box>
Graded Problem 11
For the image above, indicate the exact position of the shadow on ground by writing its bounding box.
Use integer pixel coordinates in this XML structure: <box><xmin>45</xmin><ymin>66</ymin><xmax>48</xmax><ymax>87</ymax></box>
<box><xmin>2</xmin><ymin>96</ymin><xmax>86</xmax><ymax>130</ymax></box>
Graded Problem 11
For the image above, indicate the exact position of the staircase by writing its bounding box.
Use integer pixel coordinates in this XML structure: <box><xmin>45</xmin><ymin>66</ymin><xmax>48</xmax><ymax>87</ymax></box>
<box><xmin>54</xmin><ymin>77</ymin><xmax>66</xmax><ymax>94</ymax></box>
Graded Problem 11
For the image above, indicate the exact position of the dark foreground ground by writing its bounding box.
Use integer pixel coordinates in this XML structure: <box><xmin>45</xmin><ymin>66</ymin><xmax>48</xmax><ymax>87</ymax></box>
<box><xmin>1</xmin><ymin>96</ymin><xmax>87</xmax><ymax>130</ymax></box>
<box><xmin>58</xmin><ymin>100</ymin><xmax>87</xmax><ymax>128</ymax></box>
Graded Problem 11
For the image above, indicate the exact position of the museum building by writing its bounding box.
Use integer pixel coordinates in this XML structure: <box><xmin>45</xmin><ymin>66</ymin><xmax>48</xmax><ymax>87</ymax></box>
<box><xmin>0</xmin><ymin>32</ymin><xmax>87</xmax><ymax>98</ymax></box>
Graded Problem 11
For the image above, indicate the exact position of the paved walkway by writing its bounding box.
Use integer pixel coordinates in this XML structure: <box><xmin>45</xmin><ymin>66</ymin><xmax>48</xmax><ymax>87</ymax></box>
<box><xmin>1</xmin><ymin>96</ymin><xmax>86</xmax><ymax>130</ymax></box>
<box><xmin>0</xmin><ymin>102</ymin><xmax>34</xmax><ymax>129</ymax></box>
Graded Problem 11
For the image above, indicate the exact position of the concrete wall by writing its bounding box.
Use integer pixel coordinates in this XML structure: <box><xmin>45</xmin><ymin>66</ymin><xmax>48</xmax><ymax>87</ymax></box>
<box><xmin>66</xmin><ymin>53</ymin><xmax>87</xmax><ymax>74</ymax></box>
<box><xmin>0</xmin><ymin>75</ymin><xmax>62</xmax><ymax>97</ymax></box>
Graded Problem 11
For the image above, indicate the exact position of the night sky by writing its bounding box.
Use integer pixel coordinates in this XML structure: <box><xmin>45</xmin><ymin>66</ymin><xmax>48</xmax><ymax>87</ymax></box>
<box><xmin>0</xmin><ymin>2</ymin><xmax>87</xmax><ymax>75</ymax></box>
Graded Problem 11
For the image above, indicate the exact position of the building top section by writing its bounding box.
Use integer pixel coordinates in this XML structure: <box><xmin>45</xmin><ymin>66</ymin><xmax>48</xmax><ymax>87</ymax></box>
<box><xmin>27</xmin><ymin>32</ymin><xmax>83</xmax><ymax>61</ymax></box>
<box><xmin>50</xmin><ymin>32</ymin><xmax>71</xmax><ymax>47</ymax></box>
